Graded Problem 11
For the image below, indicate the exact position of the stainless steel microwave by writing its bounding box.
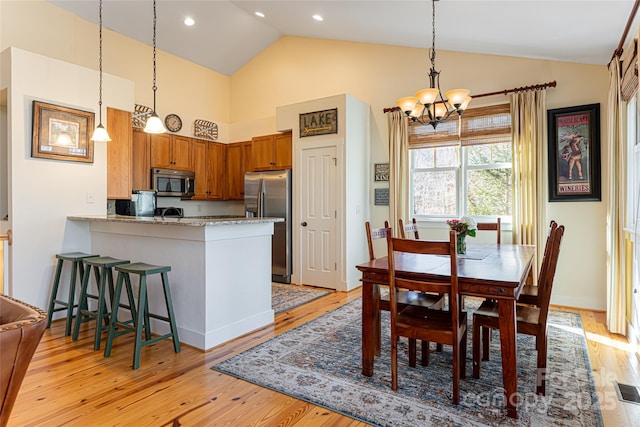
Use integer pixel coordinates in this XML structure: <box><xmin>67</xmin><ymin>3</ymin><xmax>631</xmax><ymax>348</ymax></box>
<box><xmin>152</xmin><ymin>168</ymin><xmax>195</xmax><ymax>198</ymax></box>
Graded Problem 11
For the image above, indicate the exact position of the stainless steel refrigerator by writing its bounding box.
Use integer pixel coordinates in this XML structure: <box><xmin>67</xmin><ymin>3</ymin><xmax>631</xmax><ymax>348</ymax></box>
<box><xmin>244</xmin><ymin>170</ymin><xmax>292</xmax><ymax>283</ymax></box>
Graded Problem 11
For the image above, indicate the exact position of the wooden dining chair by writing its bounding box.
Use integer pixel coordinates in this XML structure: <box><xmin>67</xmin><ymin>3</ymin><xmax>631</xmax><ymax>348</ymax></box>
<box><xmin>364</xmin><ymin>222</ymin><xmax>444</xmax><ymax>358</ymax></box>
<box><xmin>386</xmin><ymin>229</ymin><xmax>467</xmax><ymax>404</ymax></box>
<box><xmin>476</xmin><ymin>218</ymin><xmax>501</xmax><ymax>244</ymax></box>
<box><xmin>398</xmin><ymin>218</ymin><xmax>419</xmax><ymax>239</ymax></box>
<box><xmin>472</xmin><ymin>224</ymin><xmax>564</xmax><ymax>396</ymax></box>
<box><xmin>518</xmin><ymin>220</ymin><xmax>558</xmax><ymax>306</ymax></box>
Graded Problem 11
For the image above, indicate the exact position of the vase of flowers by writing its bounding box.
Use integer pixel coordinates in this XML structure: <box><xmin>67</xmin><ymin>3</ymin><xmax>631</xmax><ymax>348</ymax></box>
<box><xmin>446</xmin><ymin>216</ymin><xmax>477</xmax><ymax>255</ymax></box>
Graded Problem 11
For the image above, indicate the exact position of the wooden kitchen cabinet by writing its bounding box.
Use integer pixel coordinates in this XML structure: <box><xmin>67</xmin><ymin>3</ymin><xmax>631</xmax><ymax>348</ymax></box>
<box><xmin>131</xmin><ymin>130</ymin><xmax>151</xmax><ymax>190</ymax></box>
<box><xmin>192</xmin><ymin>139</ymin><xmax>225</xmax><ymax>200</ymax></box>
<box><xmin>106</xmin><ymin>107</ymin><xmax>132</xmax><ymax>199</ymax></box>
<box><xmin>150</xmin><ymin>134</ymin><xmax>192</xmax><ymax>170</ymax></box>
<box><xmin>226</xmin><ymin>141</ymin><xmax>252</xmax><ymax>199</ymax></box>
<box><xmin>251</xmin><ymin>131</ymin><xmax>292</xmax><ymax>171</ymax></box>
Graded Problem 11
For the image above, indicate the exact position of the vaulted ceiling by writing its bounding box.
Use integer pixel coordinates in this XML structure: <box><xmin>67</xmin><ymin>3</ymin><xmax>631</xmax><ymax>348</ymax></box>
<box><xmin>51</xmin><ymin>0</ymin><xmax>637</xmax><ymax>76</ymax></box>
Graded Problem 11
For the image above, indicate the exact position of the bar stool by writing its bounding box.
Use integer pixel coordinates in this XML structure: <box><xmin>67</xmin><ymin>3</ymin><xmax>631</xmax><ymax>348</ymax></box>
<box><xmin>104</xmin><ymin>262</ymin><xmax>181</xmax><ymax>369</ymax></box>
<box><xmin>46</xmin><ymin>252</ymin><xmax>99</xmax><ymax>336</ymax></box>
<box><xmin>72</xmin><ymin>256</ymin><xmax>131</xmax><ymax>350</ymax></box>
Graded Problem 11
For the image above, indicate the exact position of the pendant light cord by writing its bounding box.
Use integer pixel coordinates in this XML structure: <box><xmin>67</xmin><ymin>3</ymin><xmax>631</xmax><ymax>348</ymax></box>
<box><xmin>152</xmin><ymin>0</ymin><xmax>157</xmax><ymax>110</ymax></box>
<box><xmin>429</xmin><ymin>0</ymin><xmax>436</xmax><ymax>71</ymax></box>
<box><xmin>98</xmin><ymin>0</ymin><xmax>103</xmax><ymax>124</ymax></box>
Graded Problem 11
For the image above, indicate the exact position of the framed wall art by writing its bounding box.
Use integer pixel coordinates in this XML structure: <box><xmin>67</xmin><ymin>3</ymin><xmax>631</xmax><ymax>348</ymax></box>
<box><xmin>374</xmin><ymin>163</ymin><xmax>390</xmax><ymax>182</ymax></box>
<box><xmin>32</xmin><ymin>101</ymin><xmax>95</xmax><ymax>163</ymax></box>
<box><xmin>547</xmin><ymin>103</ymin><xmax>601</xmax><ymax>202</ymax></box>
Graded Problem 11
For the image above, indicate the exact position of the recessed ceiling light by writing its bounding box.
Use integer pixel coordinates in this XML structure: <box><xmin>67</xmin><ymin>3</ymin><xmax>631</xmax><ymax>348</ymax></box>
<box><xmin>184</xmin><ymin>17</ymin><xmax>195</xmax><ymax>26</ymax></box>
<box><xmin>255</xmin><ymin>11</ymin><xmax>265</xmax><ymax>18</ymax></box>
<box><xmin>312</xmin><ymin>14</ymin><xmax>323</xmax><ymax>22</ymax></box>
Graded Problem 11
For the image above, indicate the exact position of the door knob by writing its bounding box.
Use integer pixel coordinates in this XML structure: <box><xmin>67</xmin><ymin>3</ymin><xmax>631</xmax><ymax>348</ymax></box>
<box><xmin>301</xmin><ymin>222</ymin><xmax>307</xmax><ymax>226</ymax></box>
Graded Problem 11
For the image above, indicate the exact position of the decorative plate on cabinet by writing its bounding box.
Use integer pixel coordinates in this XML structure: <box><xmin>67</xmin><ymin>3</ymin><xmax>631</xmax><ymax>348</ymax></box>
<box><xmin>165</xmin><ymin>113</ymin><xmax>182</xmax><ymax>132</ymax></box>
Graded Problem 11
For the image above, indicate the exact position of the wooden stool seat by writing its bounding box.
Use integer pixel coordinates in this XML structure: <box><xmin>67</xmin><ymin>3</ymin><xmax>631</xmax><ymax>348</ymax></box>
<box><xmin>72</xmin><ymin>257</ymin><xmax>131</xmax><ymax>350</ymax></box>
<box><xmin>104</xmin><ymin>262</ymin><xmax>180</xmax><ymax>369</ymax></box>
<box><xmin>46</xmin><ymin>252</ymin><xmax>99</xmax><ymax>336</ymax></box>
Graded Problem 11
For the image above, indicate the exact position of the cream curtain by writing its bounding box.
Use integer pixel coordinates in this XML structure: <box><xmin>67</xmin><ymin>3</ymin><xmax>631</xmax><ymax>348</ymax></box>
<box><xmin>388</xmin><ymin>109</ymin><xmax>409</xmax><ymax>235</ymax></box>
<box><xmin>606</xmin><ymin>56</ymin><xmax>626</xmax><ymax>335</ymax></box>
<box><xmin>511</xmin><ymin>90</ymin><xmax>547</xmax><ymax>273</ymax></box>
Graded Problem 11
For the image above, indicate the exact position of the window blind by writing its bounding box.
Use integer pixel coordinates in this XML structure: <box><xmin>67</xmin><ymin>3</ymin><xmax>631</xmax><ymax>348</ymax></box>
<box><xmin>408</xmin><ymin>103</ymin><xmax>511</xmax><ymax>148</ymax></box>
<box><xmin>621</xmin><ymin>37</ymin><xmax>638</xmax><ymax>102</ymax></box>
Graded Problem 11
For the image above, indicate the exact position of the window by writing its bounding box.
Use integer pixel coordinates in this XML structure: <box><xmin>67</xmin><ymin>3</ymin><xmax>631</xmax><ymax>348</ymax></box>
<box><xmin>408</xmin><ymin>104</ymin><xmax>512</xmax><ymax>220</ymax></box>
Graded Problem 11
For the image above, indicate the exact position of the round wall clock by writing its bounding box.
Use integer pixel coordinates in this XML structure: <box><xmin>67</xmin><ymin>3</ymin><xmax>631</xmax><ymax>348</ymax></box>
<box><xmin>164</xmin><ymin>113</ymin><xmax>182</xmax><ymax>132</ymax></box>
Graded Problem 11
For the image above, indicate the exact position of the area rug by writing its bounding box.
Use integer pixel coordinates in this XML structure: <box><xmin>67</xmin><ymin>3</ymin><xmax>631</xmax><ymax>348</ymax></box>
<box><xmin>212</xmin><ymin>298</ymin><xmax>603</xmax><ymax>426</ymax></box>
<box><xmin>271</xmin><ymin>283</ymin><xmax>330</xmax><ymax>314</ymax></box>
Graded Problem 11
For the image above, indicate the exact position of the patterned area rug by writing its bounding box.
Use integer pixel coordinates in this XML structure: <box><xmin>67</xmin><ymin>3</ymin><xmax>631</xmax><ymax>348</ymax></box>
<box><xmin>213</xmin><ymin>298</ymin><xmax>603</xmax><ymax>426</ymax></box>
<box><xmin>272</xmin><ymin>283</ymin><xmax>330</xmax><ymax>314</ymax></box>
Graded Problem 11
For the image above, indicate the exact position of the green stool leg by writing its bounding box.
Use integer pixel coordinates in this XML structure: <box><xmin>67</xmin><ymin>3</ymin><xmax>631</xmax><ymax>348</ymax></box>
<box><xmin>161</xmin><ymin>272</ymin><xmax>181</xmax><ymax>353</ymax></box>
<box><xmin>72</xmin><ymin>264</ymin><xmax>94</xmax><ymax>341</ymax></box>
<box><xmin>132</xmin><ymin>275</ymin><xmax>148</xmax><ymax>370</ymax></box>
<box><xmin>64</xmin><ymin>260</ymin><xmax>83</xmax><ymax>336</ymax></box>
<box><xmin>93</xmin><ymin>266</ymin><xmax>110</xmax><ymax>350</ymax></box>
<box><xmin>46</xmin><ymin>259</ymin><xmax>64</xmax><ymax>328</ymax></box>
<box><xmin>104</xmin><ymin>272</ymin><xmax>125</xmax><ymax>358</ymax></box>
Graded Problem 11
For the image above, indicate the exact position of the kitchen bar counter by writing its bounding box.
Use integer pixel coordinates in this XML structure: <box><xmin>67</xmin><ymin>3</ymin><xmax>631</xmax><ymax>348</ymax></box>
<box><xmin>68</xmin><ymin>215</ymin><xmax>281</xmax><ymax>351</ymax></box>
<box><xmin>68</xmin><ymin>214</ymin><xmax>283</xmax><ymax>226</ymax></box>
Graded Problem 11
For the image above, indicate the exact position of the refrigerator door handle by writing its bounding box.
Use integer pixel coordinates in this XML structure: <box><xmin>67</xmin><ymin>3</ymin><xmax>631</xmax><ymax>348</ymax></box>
<box><xmin>257</xmin><ymin>180</ymin><xmax>264</xmax><ymax>217</ymax></box>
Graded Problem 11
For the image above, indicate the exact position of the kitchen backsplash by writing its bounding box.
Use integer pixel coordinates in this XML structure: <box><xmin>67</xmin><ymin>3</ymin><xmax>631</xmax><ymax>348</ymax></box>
<box><xmin>107</xmin><ymin>198</ymin><xmax>244</xmax><ymax>217</ymax></box>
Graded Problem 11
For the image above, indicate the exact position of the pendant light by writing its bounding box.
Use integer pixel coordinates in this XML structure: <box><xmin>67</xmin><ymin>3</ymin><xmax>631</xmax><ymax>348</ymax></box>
<box><xmin>144</xmin><ymin>0</ymin><xmax>166</xmax><ymax>134</ymax></box>
<box><xmin>90</xmin><ymin>0</ymin><xmax>111</xmax><ymax>142</ymax></box>
<box><xmin>396</xmin><ymin>0</ymin><xmax>471</xmax><ymax>129</ymax></box>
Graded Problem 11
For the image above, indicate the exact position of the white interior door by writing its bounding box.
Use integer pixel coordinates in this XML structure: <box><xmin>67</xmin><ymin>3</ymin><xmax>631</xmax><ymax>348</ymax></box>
<box><xmin>300</xmin><ymin>145</ymin><xmax>337</xmax><ymax>289</ymax></box>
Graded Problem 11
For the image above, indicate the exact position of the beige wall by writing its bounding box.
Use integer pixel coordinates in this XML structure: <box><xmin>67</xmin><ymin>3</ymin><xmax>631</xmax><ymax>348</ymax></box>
<box><xmin>2</xmin><ymin>2</ymin><xmax>611</xmax><ymax>310</ymax></box>
<box><xmin>233</xmin><ymin>36</ymin><xmax>610</xmax><ymax>310</ymax></box>
<box><xmin>0</xmin><ymin>0</ymin><xmax>231</xmax><ymax>141</ymax></box>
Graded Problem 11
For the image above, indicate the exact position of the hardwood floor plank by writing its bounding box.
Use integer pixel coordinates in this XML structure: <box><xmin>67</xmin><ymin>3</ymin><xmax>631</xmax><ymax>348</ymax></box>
<box><xmin>7</xmin><ymin>289</ymin><xmax>639</xmax><ymax>426</ymax></box>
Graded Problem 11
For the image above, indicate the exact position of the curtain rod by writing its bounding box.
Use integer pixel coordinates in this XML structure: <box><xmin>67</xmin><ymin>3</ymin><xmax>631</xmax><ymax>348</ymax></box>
<box><xmin>383</xmin><ymin>80</ymin><xmax>557</xmax><ymax>113</ymax></box>
<box><xmin>610</xmin><ymin>0</ymin><xmax>640</xmax><ymax>63</ymax></box>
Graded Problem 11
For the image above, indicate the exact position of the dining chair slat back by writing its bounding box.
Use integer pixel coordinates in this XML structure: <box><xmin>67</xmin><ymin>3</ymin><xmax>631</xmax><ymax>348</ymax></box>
<box><xmin>365</xmin><ymin>220</ymin><xmax>389</xmax><ymax>260</ymax></box>
<box><xmin>364</xmin><ymin>221</ymin><xmax>445</xmax><ymax>359</ymax></box>
<box><xmin>386</xmin><ymin>229</ymin><xmax>467</xmax><ymax>404</ymax></box>
<box><xmin>472</xmin><ymin>223</ymin><xmax>565</xmax><ymax>396</ymax></box>
<box><xmin>398</xmin><ymin>218</ymin><xmax>419</xmax><ymax>239</ymax></box>
<box><xmin>518</xmin><ymin>220</ymin><xmax>558</xmax><ymax>306</ymax></box>
<box><xmin>476</xmin><ymin>218</ymin><xmax>501</xmax><ymax>244</ymax></box>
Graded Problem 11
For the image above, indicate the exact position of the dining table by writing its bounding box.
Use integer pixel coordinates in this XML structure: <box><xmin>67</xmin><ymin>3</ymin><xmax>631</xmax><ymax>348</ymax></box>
<box><xmin>356</xmin><ymin>242</ymin><xmax>536</xmax><ymax>419</ymax></box>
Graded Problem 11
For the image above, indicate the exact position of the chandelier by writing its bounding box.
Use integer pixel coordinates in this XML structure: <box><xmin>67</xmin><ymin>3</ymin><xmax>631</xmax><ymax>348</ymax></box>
<box><xmin>144</xmin><ymin>0</ymin><xmax>166</xmax><ymax>134</ymax></box>
<box><xmin>396</xmin><ymin>0</ymin><xmax>471</xmax><ymax>128</ymax></box>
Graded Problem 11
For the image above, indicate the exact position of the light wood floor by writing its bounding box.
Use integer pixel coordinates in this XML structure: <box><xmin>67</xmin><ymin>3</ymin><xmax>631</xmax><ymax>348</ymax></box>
<box><xmin>8</xmin><ymin>288</ymin><xmax>640</xmax><ymax>426</ymax></box>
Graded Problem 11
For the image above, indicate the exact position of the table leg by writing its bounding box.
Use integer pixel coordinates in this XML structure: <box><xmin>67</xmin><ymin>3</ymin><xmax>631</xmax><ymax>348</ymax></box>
<box><xmin>361</xmin><ymin>280</ymin><xmax>376</xmax><ymax>376</ymax></box>
<box><xmin>497</xmin><ymin>298</ymin><xmax>518</xmax><ymax>419</ymax></box>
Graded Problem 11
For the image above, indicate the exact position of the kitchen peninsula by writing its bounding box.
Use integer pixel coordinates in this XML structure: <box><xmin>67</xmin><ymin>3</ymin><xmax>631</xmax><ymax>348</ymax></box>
<box><xmin>68</xmin><ymin>215</ymin><xmax>283</xmax><ymax>350</ymax></box>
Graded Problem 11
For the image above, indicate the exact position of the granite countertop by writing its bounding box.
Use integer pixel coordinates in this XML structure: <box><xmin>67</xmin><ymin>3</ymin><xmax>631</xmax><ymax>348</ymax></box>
<box><xmin>68</xmin><ymin>215</ymin><xmax>284</xmax><ymax>227</ymax></box>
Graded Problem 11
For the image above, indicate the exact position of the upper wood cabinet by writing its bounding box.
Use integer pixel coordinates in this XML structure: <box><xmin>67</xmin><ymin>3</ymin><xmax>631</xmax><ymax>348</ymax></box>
<box><xmin>151</xmin><ymin>134</ymin><xmax>192</xmax><ymax>170</ymax></box>
<box><xmin>192</xmin><ymin>139</ymin><xmax>225</xmax><ymax>200</ymax></box>
<box><xmin>131</xmin><ymin>130</ymin><xmax>151</xmax><ymax>191</ymax></box>
<box><xmin>106</xmin><ymin>108</ymin><xmax>132</xmax><ymax>200</ymax></box>
<box><xmin>226</xmin><ymin>141</ymin><xmax>252</xmax><ymax>200</ymax></box>
<box><xmin>251</xmin><ymin>131</ymin><xmax>292</xmax><ymax>171</ymax></box>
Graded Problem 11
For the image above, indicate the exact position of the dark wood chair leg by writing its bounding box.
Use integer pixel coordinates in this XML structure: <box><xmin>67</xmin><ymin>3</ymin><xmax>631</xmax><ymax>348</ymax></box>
<box><xmin>460</xmin><ymin>327</ymin><xmax>467</xmax><ymax>379</ymax></box>
<box><xmin>482</xmin><ymin>326</ymin><xmax>491</xmax><ymax>361</ymax></box>
<box><xmin>452</xmin><ymin>342</ymin><xmax>460</xmax><ymax>405</ymax></box>
<box><xmin>472</xmin><ymin>322</ymin><xmax>481</xmax><ymax>379</ymax></box>
<box><xmin>408</xmin><ymin>338</ymin><xmax>417</xmax><ymax>368</ymax></box>
<box><xmin>421</xmin><ymin>341</ymin><xmax>430</xmax><ymax>366</ymax></box>
<box><xmin>536</xmin><ymin>332</ymin><xmax>548</xmax><ymax>396</ymax></box>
